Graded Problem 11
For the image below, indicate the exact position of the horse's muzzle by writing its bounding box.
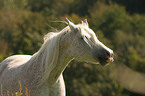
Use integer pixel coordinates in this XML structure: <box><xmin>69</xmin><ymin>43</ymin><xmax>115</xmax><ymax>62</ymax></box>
<box><xmin>98</xmin><ymin>51</ymin><xmax>114</xmax><ymax>66</ymax></box>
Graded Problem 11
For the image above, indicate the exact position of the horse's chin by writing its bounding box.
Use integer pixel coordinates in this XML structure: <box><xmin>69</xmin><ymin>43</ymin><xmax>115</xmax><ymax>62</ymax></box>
<box><xmin>100</xmin><ymin>62</ymin><xmax>110</xmax><ymax>66</ymax></box>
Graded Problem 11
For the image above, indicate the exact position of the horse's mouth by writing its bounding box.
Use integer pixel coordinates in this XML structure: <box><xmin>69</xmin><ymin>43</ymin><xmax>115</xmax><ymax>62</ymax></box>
<box><xmin>98</xmin><ymin>57</ymin><xmax>114</xmax><ymax>66</ymax></box>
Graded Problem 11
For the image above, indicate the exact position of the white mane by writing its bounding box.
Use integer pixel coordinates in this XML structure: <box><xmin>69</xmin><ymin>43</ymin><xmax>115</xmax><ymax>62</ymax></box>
<box><xmin>29</xmin><ymin>31</ymin><xmax>66</xmax><ymax>85</ymax></box>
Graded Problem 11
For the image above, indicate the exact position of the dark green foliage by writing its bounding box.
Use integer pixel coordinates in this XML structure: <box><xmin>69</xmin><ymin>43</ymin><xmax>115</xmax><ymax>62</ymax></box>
<box><xmin>0</xmin><ymin>0</ymin><xmax>145</xmax><ymax>96</ymax></box>
<box><xmin>113</xmin><ymin>0</ymin><xmax>145</xmax><ymax>14</ymax></box>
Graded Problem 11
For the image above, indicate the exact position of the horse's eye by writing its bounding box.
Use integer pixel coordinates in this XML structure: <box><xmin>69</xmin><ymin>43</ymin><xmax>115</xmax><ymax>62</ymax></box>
<box><xmin>84</xmin><ymin>36</ymin><xmax>89</xmax><ymax>39</ymax></box>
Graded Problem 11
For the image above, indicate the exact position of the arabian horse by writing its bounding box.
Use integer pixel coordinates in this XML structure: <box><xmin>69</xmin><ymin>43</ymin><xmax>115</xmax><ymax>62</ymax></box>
<box><xmin>0</xmin><ymin>19</ymin><xmax>114</xmax><ymax>96</ymax></box>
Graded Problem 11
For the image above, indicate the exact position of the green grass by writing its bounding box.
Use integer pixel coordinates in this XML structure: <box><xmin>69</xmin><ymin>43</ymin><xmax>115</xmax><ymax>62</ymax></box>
<box><xmin>1</xmin><ymin>81</ymin><xmax>31</xmax><ymax>96</ymax></box>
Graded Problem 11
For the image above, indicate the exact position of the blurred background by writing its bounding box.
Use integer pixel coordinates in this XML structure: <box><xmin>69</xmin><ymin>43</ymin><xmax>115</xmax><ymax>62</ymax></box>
<box><xmin>0</xmin><ymin>0</ymin><xmax>145</xmax><ymax>96</ymax></box>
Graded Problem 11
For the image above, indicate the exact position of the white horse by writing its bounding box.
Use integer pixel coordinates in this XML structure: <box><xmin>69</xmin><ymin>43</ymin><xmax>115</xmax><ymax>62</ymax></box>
<box><xmin>0</xmin><ymin>19</ymin><xmax>114</xmax><ymax>96</ymax></box>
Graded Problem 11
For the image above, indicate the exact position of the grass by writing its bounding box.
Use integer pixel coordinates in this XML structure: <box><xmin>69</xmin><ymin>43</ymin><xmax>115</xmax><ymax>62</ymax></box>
<box><xmin>1</xmin><ymin>81</ymin><xmax>31</xmax><ymax>96</ymax></box>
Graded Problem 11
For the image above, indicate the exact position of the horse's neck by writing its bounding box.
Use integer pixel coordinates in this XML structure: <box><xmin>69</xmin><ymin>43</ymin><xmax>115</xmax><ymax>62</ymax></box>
<box><xmin>25</xmin><ymin>29</ymin><xmax>74</xmax><ymax>86</ymax></box>
<box><xmin>46</xmin><ymin>30</ymin><xmax>74</xmax><ymax>84</ymax></box>
<box><xmin>48</xmin><ymin>48</ymin><xmax>73</xmax><ymax>84</ymax></box>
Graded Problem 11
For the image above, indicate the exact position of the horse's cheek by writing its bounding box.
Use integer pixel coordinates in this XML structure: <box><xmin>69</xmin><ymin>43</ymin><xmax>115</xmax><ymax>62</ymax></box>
<box><xmin>71</xmin><ymin>41</ymin><xmax>83</xmax><ymax>58</ymax></box>
<box><xmin>70</xmin><ymin>42</ymin><xmax>87</xmax><ymax>61</ymax></box>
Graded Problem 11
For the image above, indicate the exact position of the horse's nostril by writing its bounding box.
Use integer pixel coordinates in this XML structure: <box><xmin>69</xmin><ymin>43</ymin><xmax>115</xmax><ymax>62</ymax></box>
<box><xmin>106</xmin><ymin>51</ymin><xmax>111</xmax><ymax>57</ymax></box>
<box><xmin>106</xmin><ymin>51</ymin><xmax>110</xmax><ymax>56</ymax></box>
<box><xmin>106</xmin><ymin>50</ymin><xmax>114</xmax><ymax>58</ymax></box>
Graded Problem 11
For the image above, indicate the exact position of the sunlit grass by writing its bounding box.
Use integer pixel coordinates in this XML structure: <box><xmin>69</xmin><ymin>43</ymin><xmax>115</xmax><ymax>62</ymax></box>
<box><xmin>1</xmin><ymin>81</ymin><xmax>30</xmax><ymax>96</ymax></box>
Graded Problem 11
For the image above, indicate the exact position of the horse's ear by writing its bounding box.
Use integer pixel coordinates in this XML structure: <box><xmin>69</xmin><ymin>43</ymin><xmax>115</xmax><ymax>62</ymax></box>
<box><xmin>82</xmin><ymin>19</ymin><xmax>88</xmax><ymax>27</ymax></box>
<box><xmin>66</xmin><ymin>18</ymin><xmax>76</xmax><ymax>31</ymax></box>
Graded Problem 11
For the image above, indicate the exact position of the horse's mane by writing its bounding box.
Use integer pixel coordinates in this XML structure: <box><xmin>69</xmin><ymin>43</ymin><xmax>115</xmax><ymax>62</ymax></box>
<box><xmin>28</xmin><ymin>29</ymin><xmax>68</xmax><ymax>84</ymax></box>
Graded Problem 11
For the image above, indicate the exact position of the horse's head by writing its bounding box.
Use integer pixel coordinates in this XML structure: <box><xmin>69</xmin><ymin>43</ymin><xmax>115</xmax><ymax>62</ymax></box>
<box><xmin>63</xmin><ymin>19</ymin><xmax>114</xmax><ymax>66</ymax></box>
